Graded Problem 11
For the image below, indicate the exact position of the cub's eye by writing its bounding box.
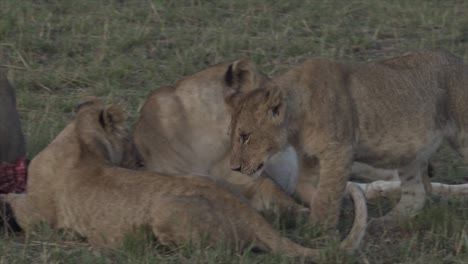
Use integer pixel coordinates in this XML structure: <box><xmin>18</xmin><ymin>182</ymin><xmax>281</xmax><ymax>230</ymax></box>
<box><xmin>239</xmin><ymin>132</ymin><xmax>251</xmax><ymax>144</ymax></box>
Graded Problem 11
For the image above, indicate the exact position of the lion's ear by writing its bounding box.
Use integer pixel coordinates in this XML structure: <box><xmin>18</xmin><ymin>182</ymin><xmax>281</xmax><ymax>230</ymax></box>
<box><xmin>99</xmin><ymin>105</ymin><xmax>126</xmax><ymax>133</ymax></box>
<box><xmin>75</xmin><ymin>96</ymin><xmax>99</xmax><ymax>113</ymax></box>
<box><xmin>224</xmin><ymin>59</ymin><xmax>261</xmax><ymax>111</ymax></box>
<box><xmin>263</xmin><ymin>86</ymin><xmax>286</xmax><ymax>125</ymax></box>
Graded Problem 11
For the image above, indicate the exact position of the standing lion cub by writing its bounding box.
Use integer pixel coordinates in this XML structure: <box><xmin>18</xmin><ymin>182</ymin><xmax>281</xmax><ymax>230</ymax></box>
<box><xmin>3</xmin><ymin>99</ymin><xmax>367</xmax><ymax>260</ymax></box>
<box><xmin>225</xmin><ymin>49</ymin><xmax>468</xmax><ymax>230</ymax></box>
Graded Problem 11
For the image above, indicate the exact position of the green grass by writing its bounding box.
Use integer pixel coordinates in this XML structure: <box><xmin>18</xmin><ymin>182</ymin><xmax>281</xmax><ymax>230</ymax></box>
<box><xmin>0</xmin><ymin>0</ymin><xmax>467</xmax><ymax>263</ymax></box>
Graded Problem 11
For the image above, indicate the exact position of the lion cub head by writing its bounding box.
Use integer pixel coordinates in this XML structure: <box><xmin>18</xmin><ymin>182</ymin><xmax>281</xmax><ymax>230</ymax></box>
<box><xmin>224</xmin><ymin>60</ymin><xmax>289</xmax><ymax>177</ymax></box>
<box><xmin>74</xmin><ymin>98</ymin><xmax>129</xmax><ymax>165</ymax></box>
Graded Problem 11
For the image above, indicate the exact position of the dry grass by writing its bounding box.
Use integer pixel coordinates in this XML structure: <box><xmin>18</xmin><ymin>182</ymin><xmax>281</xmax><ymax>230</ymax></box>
<box><xmin>0</xmin><ymin>0</ymin><xmax>467</xmax><ymax>263</ymax></box>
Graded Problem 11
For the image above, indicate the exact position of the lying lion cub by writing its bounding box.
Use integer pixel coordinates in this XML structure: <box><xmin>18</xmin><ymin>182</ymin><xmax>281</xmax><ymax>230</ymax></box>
<box><xmin>3</xmin><ymin>99</ymin><xmax>366</xmax><ymax>259</ymax></box>
<box><xmin>225</xmin><ymin>49</ymin><xmax>468</xmax><ymax>230</ymax></box>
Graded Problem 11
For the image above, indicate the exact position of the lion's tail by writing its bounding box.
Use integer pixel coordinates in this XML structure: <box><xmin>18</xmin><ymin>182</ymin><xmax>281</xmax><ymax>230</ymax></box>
<box><xmin>339</xmin><ymin>182</ymin><xmax>368</xmax><ymax>251</ymax></box>
<box><xmin>250</xmin><ymin>182</ymin><xmax>367</xmax><ymax>262</ymax></box>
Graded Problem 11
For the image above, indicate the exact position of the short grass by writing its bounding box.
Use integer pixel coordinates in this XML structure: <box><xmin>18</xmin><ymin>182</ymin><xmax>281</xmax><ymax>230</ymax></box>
<box><xmin>0</xmin><ymin>0</ymin><xmax>467</xmax><ymax>263</ymax></box>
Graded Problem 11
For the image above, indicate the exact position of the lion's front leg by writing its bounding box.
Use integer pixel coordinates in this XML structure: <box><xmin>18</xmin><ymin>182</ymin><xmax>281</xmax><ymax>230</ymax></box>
<box><xmin>211</xmin><ymin>165</ymin><xmax>306</xmax><ymax>215</ymax></box>
<box><xmin>309</xmin><ymin>148</ymin><xmax>353</xmax><ymax>230</ymax></box>
<box><xmin>295</xmin><ymin>156</ymin><xmax>320</xmax><ymax>207</ymax></box>
<box><xmin>248</xmin><ymin>176</ymin><xmax>307</xmax><ymax>215</ymax></box>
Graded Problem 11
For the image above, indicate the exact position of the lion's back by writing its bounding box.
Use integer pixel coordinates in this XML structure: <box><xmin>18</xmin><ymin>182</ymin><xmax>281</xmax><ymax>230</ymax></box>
<box><xmin>133</xmin><ymin>63</ymin><xmax>235</xmax><ymax>174</ymax></box>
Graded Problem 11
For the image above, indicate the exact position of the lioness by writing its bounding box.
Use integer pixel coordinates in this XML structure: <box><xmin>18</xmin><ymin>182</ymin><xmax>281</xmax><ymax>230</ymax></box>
<box><xmin>2</xmin><ymin>99</ymin><xmax>366</xmax><ymax>260</ymax></box>
<box><xmin>225</xmin><ymin>49</ymin><xmax>467</xmax><ymax>230</ymax></box>
<box><xmin>133</xmin><ymin>60</ymin><xmax>398</xmax><ymax>215</ymax></box>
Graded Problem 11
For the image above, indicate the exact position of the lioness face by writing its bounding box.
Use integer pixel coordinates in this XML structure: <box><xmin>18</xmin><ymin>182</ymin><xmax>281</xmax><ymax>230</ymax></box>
<box><xmin>229</xmin><ymin>87</ymin><xmax>288</xmax><ymax>177</ymax></box>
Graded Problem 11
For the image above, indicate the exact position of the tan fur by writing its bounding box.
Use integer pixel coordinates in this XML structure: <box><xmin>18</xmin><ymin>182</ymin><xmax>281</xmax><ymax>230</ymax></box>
<box><xmin>226</xmin><ymin>49</ymin><xmax>468</xmax><ymax>230</ymax></box>
<box><xmin>3</xmin><ymin>99</ymin><xmax>346</xmax><ymax>260</ymax></box>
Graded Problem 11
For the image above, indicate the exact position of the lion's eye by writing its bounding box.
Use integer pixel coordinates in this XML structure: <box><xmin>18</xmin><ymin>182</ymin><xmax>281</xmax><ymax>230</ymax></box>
<box><xmin>239</xmin><ymin>133</ymin><xmax>250</xmax><ymax>144</ymax></box>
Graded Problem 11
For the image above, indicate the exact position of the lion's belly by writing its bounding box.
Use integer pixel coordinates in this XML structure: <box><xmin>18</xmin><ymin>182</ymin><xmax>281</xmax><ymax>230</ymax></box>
<box><xmin>354</xmin><ymin>129</ymin><xmax>443</xmax><ymax>169</ymax></box>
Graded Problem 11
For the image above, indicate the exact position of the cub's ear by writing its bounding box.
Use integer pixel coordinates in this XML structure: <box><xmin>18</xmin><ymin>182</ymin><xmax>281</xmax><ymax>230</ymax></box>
<box><xmin>99</xmin><ymin>105</ymin><xmax>127</xmax><ymax>133</ymax></box>
<box><xmin>75</xmin><ymin>96</ymin><xmax>99</xmax><ymax>113</ymax></box>
<box><xmin>263</xmin><ymin>86</ymin><xmax>286</xmax><ymax>125</ymax></box>
<box><xmin>224</xmin><ymin>59</ymin><xmax>262</xmax><ymax>111</ymax></box>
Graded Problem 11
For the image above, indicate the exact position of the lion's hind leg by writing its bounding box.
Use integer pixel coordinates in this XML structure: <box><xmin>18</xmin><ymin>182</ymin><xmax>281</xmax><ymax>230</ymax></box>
<box><xmin>2</xmin><ymin>193</ymin><xmax>44</xmax><ymax>230</ymax></box>
<box><xmin>368</xmin><ymin>161</ymin><xmax>427</xmax><ymax>231</ymax></box>
<box><xmin>149</xmin><ymin>195</ymin><xmax>238</xmax><ymax>250</ymax></box>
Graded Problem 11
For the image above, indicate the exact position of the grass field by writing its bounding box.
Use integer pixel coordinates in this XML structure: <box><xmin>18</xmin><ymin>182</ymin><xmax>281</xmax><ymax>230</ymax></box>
<box><xmin>0</xmin><ymin>0</ymin><xmax>467</xmax><ymax>263</ymax></box>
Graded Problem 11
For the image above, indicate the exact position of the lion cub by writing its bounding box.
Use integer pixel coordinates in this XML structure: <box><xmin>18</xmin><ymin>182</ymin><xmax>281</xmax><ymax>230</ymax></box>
<box><xmin>225</xmin><ymin>49</ymin><xmax>468</xmax><ymax>230</ymax></box>
<box><xmin>3</xmin><ymin>99</ymin><xmax>367</xmax><ymax>260</ymax></box>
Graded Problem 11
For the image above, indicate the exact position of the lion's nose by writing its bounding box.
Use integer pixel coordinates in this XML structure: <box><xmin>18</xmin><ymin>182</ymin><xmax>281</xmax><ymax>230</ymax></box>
<box><xmin>231</xmin><ymin>164</ymin><xmax>242</xmax><ymax>172</ymax></box>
